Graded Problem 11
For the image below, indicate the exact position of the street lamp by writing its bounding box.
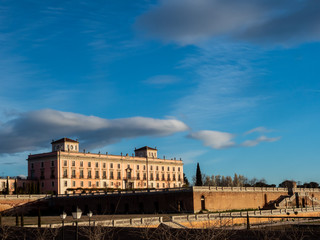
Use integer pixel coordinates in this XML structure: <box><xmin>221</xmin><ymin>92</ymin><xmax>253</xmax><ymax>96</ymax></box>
<box><xmin>72</xmin><ymin>207</ymin><xmax>82</xmax><ymax>240</ymax></box>
<box><xmin>87</xmin><ymin>211</ymin><xmax>93</xmax><ymax>227</ymax></box>
<box><xmin>60</xmin><ymin>211</ymin><xmax>67</xmax><ymax>240</ymax></box>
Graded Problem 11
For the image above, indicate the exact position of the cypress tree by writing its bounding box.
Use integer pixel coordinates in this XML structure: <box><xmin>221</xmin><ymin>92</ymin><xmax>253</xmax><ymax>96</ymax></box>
<box><xmin>195</xmin><ymin>163</ymin><xmax>203</xmax><ymax>186</ymax></box>
<box><xmin>6</xmin><ymin>177</ymin><xmax>9</xmax><ymax>194</ymax></box>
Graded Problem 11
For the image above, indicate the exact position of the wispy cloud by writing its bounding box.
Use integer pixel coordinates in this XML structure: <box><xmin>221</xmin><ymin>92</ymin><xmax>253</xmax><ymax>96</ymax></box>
<box><xmin>136</xmin><ymin>0</ymin><xmax>320</xmax><ymax>46</ymax></box>
<box><xmin>245</xmin><ymin>127</ymin><xmax>273</xmax><ymax>135</ymax></box>
<box><xmin>143</xmin><ymin>75</ymin><xmax>180</xmax><ymax>86</ymax></box>
<box><xmin>0</xmin><ymin>109</ymin><xmax>189</xmax><ymax>154</ymax></box>
<box><xmin>241</xmin><ymin>135</ymin><xmax>281</xmax><ymax>147</ymax></box>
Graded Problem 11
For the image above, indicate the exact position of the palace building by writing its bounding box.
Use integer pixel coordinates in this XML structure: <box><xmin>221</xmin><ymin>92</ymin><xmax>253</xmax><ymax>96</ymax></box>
<box><xmin>27</xmin><ymin>138</ymin><xmax>184</xmax><ymax>194</ymax></box>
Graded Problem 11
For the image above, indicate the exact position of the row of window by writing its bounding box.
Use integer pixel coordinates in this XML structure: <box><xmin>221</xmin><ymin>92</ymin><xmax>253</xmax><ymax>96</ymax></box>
<box><xmin>32</xmin><ymin>161</ymin><xmax>181</xmax><ymax>172</ymax></box>
<box><xmin>63</xmin><ymin>161</ymin><xmax>181</xmax><ymax>172</ymax></box>
<box><xmin>62</xmin><ymin>169</ymin><xmax>181</xmax><ymax>181</ymax></box>
<box><xmin>63</xmin><ymin>181</ymin><xmax>179</xmax><ymax>189</ymax></box>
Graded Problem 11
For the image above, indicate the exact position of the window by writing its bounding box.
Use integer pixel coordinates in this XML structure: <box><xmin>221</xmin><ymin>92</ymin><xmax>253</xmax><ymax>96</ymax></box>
<box><xmin>143</xmin><ymin>165</ymin><xmax>146</xmax><ymax>170</ymax></box>
<box><xmin>31</xmin><ymin>163</ymin><xmax>34</xmax><ymax>169</ymax></box>
<box><xmin>156</xmin><ymin>173</ymin><xmax>159</xmax><ymax>180</ymax></box>
<box><xmin>95</xmin><ymin>162</ymin><xmax>98</xmax><ymax>168</ymax></box>
<box><xmin>103</xmin><ymin>171</ymin><xmax>106</xmax><ymax>179</ymax></box>
<box><xmin>63</xmin><ymin>169</ymin><xmax>67</xmax><ymax>178</ymax></box>
<box><xmin>75</xmin><ymin>145</ymin><xmax>77</xmax><ymax>150</ymax></box>
<box><xmin>72</xmin><ymin>170</ymin><xmax>76</xmax><ymax>178</ymax></box>
<box><xmin>80</xmin><ymin>161</ymin><xmax>83</xmax><ymax>167</ymax></box>
<box><xmin>88</xmin><ymin>170</ymin><xmax>92</xmax><ymax>178</ymax></box>
<box><xmin>72</xmin><ymin>161</ymin><xmax>75</xmax><ymax>167</ymax></box>
<box><xmin>117</xmin><ymin>172</ymin><xmax>121</xmax><ymax>179</ymax></box>
<box><xmin>173</xmin><ymin>167</ymin><xmax>175</xmax><ymax>171</ymax></box>
<box><xmin>162</xmin><ymin>174</ymin><xmax>165</xmax><ymax>180</ymax></box>
<box><xmin>103</xmin><ymin>182</ymin><xmax>107</xmax><ymax>187</ymax></box>
<box><xmin>162</xmin><ymin>166</ymin><xmax>164</xmax><ymax>171</ymax></box>
<box><xmin>95</xmin><ymin>171</ymin><xmax>99</xmax><ymax>179</ymax></box>
<box><xmin>167</xmin><ymin>167</ymin><xmax>170</xmax><ymax>171</ymax></box>
<box><xmin>150</xmin><ymin>165</ymin><xmax>153</xmax><ymax>170</ymax></box>
<box><xmin>40</xmin><ymin>171</ymin><xmax>44</xmax><ymax>179</ymax></box>
<box><xmin>162</xmin><ymin>183</ymin><xmax>165</xmax><ymax>188</ymax></box>
<box><xmin>167</xmin><ymin>173</ymin><xmax>170</xmax><ymax>181</ymax></box>
<box><xmin>51</xmin><ymin>169</ymin><xmax>55</xmax><ymax>178</ymax></box>
<box><xmin>96</xmin><ymin>182</ymin><xmax>99</xmax><ymax>187</ymax></box>
<box><xmin>110</xmin><ymin>171</ymin><xmax>114</xmax><ymax>179</ymax></box>
<box><xmin>64</xmin><ymin>181</ymin><xmax>67</xmax><ymax>187</ymax></box>
<box><xmin>72</xmin><ymin>181</ymin><xmax>75</xmax><ymax>187</ymax></box>
<box><xmin>88</xmin><ymin>181</ymin><xmax>91</xmax><ymax>187</ymax></box>
<box><xmin>42</xmin><ymin>182</ymin><xmax>44</xmax><ymax>188</ymax></box>
<box><xmin>137</xmin><ymin>172</ymin><xmax>140</xmax><ymax>180</ymax></box>
<box><xmin>117</xmin><ymin>164</ymin><xmax>120</xmax><ymax>169</ymax></box>
<box><xmin>80</xmin><ymin>181</ymin><xmax>83</xmax><ymax>187</ymax></box>
<box><xmin>80</xmin><ymin>170</ymin><xmax>84</xmax><ymax>178</ymax></box>
<box><xmin>41</xmin><ymin>162</ymin><xmax>44</xmax><ymax>168</ymax></box>
<box><xmin>103</xmin><ymin>163</ymin><xmax>106</xmax><ymax>168</ymax></box>
<box><xmin>156</xmin><ymin>166</ymin><xmax>158</xmax><ymax>171</ymax></box>
<box><xmin>88</xmin><ymin>162</ymin><xmax>91</xmax><ymax>167</ymax></box>
<box><xmin>178</xmin><ymin>174</ymin><xmax>181</xmax><ymax>181</ymax></box>
<box><xmin>178</xmin><ymin>167</ymin><xmax>180</xmax><ymax>172</ymax></box>
<box><xmin>52</xmin><ymin>181</ymin><xmax>54</xmax><ymax>187</ymax></box>
<box><xmin>150</xmin><ymin>173</ymin><xmax>154</xmax><ymax>180</ymax></box>
<box><xmin>110</xmin><ymin>163</ymin><xmax>113</xmax><ymax>168</ymax></box>
<box><xmin>64</xmin><ymin>161</ymin><xmax>67</xmax><ymax>167</ymax></box>
<box><xmin>137</xmin><ymin>165</ymin><xmax>139</xmax><ymax>170</ymax></box>
<box><xmin>173</xmin><ymin>174</ymin><xmax>176</xmax><ymax>181</ymax></box>
<box><xmin>143</xmin><ymin>173</ymin><xmax>146</xmax><ymax>180</ymax></box>
<box><xmin>51</xmin><ymin>161</ymin><xmax>54</xmax><ymax>167</ymax></box>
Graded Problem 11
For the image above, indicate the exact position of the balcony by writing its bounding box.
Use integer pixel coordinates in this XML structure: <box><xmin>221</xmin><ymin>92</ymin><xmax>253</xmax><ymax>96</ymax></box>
<box><xmin>71</xmin><ymin>175</ymin><xmax>76</xmax><ymax>179</ymax></box>
<box><xmin>63</xmin><ymin>174</ymin><xmax>68</xmax><ymax>178</ymax></box>
<box><xmin>102</xmin><ymin>176</ymin><xmax>107</xmax><ymax>179</ymax></box>
<box><xmin>95</xmin><ymin>176</ymin><xmax>100</xmax><ymax>179</ymax></box>
<box><xmin>87</xmin><ymin>176</ymin><xmax>92</xmax><ymax>179</ymax></box>
<box><xmin>123</xmin><ymin>177</ymin><xmax>136</xmax><ymax>181</ymax></box>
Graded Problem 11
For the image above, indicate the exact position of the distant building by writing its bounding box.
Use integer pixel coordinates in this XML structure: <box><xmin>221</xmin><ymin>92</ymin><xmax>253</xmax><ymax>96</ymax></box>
<box><xmin>27</xmin><ymin>138</ymin><xmax>184</xmax><ymax>194</ymax></box>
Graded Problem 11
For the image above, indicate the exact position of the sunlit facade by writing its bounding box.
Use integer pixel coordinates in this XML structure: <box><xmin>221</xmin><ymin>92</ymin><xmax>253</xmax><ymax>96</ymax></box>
<box><xmin>27</xmin><ymin>138</ymin><xmax>184</xmax><ymax>194</ymax></box>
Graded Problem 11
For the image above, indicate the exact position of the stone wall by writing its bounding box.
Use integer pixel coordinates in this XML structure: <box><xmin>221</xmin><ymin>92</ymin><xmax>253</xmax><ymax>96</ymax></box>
<box><xmin>192</xmin><ymin>186</ymin><xmax>320</xmax><ymax>212</ymax></box>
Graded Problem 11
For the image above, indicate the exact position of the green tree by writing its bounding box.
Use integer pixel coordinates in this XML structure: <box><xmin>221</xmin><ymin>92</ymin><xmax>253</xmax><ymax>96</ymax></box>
<box><xmin>195</xmin><ymin>163</ymin><xmax>203</xmax><ymax>186</ymax></box>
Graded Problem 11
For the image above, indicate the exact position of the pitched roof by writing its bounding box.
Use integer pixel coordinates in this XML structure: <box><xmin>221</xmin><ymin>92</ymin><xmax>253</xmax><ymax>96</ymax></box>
<box><xmin>135</xmin><ymin>146</ymin><xmax>157</xmax><ymax>151</ymax></box>
<box><xmin>51</xmin><ymin>138</ymin><xmax>78</xmax><ymax>144</ymax></box>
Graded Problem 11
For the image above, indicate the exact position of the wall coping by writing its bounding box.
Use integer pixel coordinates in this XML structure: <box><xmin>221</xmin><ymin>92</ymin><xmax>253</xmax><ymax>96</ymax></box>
<box><xmin>192</xmin><ymin>186</ymin><xmax>320</xmax><ymax>193</ymax></box>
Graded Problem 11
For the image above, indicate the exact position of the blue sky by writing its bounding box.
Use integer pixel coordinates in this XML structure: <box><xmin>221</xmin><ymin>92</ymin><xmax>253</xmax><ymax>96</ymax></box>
<box><xmin>0</xmin><ymin>0</ymin><xmax>320</xmax><ymax>185</ymax></box>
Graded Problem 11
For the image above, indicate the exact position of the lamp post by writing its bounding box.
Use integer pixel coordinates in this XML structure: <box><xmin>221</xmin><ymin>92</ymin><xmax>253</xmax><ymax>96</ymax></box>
<box><xmin>87</xmin><ymin>211</ymin><xmax>93</xmax><ymax>227</ymax></box>
<box><xmin>72</xmin><ymin>207</ymin><xmax>82</xmax><ymax>240</ymax></box>
<box><xmin>60</xmin><ymin>211</ymin><xmax>67</xmax><ymax>240</ymax></box>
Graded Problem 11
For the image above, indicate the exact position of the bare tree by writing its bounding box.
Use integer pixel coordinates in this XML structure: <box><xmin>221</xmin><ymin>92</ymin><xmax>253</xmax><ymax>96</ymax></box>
<box><xmin>0</xmin><ymin>224</ymin><xmax>13</xmax><ymax>240</ymax></box>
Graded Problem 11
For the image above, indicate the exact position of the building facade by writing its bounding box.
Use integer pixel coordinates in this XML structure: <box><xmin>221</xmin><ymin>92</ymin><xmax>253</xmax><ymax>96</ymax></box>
<box><xmin>27</xmin><ymin>138</ymin><xmax>184</xmax><ymax>194</ymax></box>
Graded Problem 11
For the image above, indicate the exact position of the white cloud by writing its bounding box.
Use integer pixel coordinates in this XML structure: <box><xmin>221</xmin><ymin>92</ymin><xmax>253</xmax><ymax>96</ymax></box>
<box><xmin>189</xmin><ymin>129</ymin><xmax>281</xmax><ymax>149</ymax></box>
<box><xmin>241</xmin><ymin>135</ymin><xmax>281</xmax><ymax>147</ymax></box>
<box><xmin>188</xmin><ymin>130</ymin><xmax>235</xmax><ymax>149</ymax></box>
<box><xmin>0</xmin><ymin>109</ymin><xmax>189</xmax><ymax>154</ymax></box>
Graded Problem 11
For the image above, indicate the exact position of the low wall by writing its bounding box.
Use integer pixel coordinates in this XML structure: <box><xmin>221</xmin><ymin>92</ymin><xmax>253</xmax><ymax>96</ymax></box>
<box><xmin>192</xmin><ymin>186</ymin><xmax>320</xmax><ymax>212</ymax></box>
<box><xmin>0</xmin><ymin>195</ymin><xmax>47</xmax><ymax>212</ymax></box>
